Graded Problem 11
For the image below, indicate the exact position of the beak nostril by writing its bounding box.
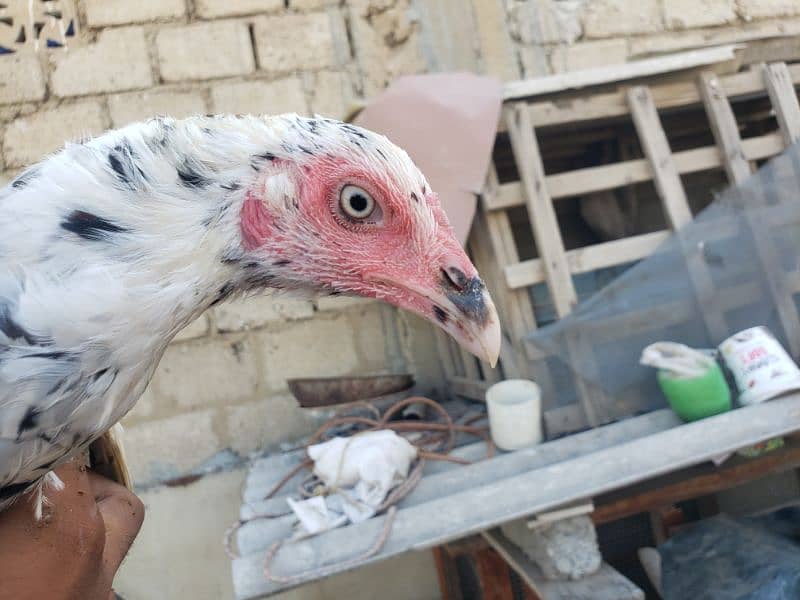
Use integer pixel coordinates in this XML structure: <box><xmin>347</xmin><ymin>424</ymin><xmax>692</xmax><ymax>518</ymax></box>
<box><xmin>441</xmin><ymin>267</ymin><xmax>467</xmax><ymax>292</ymax></box>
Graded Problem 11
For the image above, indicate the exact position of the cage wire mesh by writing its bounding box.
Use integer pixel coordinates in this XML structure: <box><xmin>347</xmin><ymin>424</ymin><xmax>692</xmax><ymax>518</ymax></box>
<box><xmin>524</xmin><ymin>143</ymin><xmax>800</xmax><ymax>425</ymax></box>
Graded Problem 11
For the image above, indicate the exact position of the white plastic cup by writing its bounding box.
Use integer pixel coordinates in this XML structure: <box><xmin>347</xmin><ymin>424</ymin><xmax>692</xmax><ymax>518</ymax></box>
<box><xmin>486</xmin><ymin>379</ymin><xmax>543</xmax><ymax>451</ymax></box>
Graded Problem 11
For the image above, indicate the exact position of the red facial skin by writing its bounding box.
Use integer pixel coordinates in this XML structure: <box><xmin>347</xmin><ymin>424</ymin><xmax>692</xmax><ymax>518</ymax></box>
<box><xmin>240</xmin><ymin>156</ymin><xmax>478</xmax><ymax>325</ymax></box>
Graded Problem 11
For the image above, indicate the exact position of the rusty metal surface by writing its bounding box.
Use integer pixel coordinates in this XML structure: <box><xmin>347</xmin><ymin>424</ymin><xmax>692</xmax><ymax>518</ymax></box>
<box><xmin>287</xmin><ymin>374</ymin><xmax>414</xmax><ymax>408</ymax></box>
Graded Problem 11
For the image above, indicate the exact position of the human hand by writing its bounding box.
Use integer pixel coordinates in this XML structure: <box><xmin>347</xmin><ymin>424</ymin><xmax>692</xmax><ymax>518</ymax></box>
<box><xmin>0</xmin><ymin>459</ymin><xmax>145</xmax><ymax>600</ymax></box>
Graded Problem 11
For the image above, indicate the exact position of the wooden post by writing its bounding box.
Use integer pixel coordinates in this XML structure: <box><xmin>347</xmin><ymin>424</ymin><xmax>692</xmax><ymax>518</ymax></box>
<box><xmin>762</xmin><ymin>62</ymin><xmax>800</xmax><ymax>146</ymax></box>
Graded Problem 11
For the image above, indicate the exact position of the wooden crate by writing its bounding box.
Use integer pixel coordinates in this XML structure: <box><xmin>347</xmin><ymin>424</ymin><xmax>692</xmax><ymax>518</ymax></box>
<box><xmin>444</xmin><ymin>62</ymin><xmax>800</xmax><ymax>437</ymax></box>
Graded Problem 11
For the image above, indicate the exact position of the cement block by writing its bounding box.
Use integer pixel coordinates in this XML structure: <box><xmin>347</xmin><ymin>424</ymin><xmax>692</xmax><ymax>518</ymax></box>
<box><xmin>51</xmin><ymin>27</ymin><xmax>153</xmax><ymax>97</ymax></box>
<box><xmin>259</xmin><ymin>316</ymin><xmax>365</xmax><ymax>391</ymax></box>
<box><xmin>196</xmin><ymin>0</ymin><xmax>282</xmax><ymax>18</ymax></box>
<box><xmin>290</xmin><ymin>0</ymin><xmax>340</xmax><ymax>10</ymax></box>
<box><xmin>109</xmin><ymin>90</ymin><xmax>208</xmax><ymax>127</ymax></box>
<box><xmin>0</xmin><ymin>54</ymin><xmax>46</xmax><ymax>105</ymax></box>
<box><xmin>510</xmin><ymin>0</ymin><xmax>583</xmax><ymax>45</ymax></box>
<box><xmin>215</xmin><ymin>294</ymin><xmax>314</xmax><ymax>332</ymax></box>
<box><xmin>501</xmin><ymin>515</ymin><xmax>602</xmax><ymax>581</ymax></box>
<box><xmin>225</xmin><ymin>395</ymin><xmax>319</xmax><ymax>455</ymax></box>
<box><xmin>346</xmin><ymin>0</ymin><xmax>426</xmax><ymax>95</ymax></box>
<box><xmin>550</xmin><ymin>39</ymin><xmax>629</xmax><ymax>72</ymax></box>
<box><xmin>664</xmin><ymin>0</ymin><xmax>737</xmax><ymax>29</ymax></box>
<box><xmin>157</xmin><ymin>22</ymin><xmax>256</xmax><ymax>82</ymax></box>
<box><xmin>737</xmin><ymin>0</ymin><xmax>800</xmax><ymax>20</ymax></box>
<box><xmin>2</xmin><ymin>101</ymin><xmax>107</xmax><ymax>168</ymax></box>
<box><xmin>123</xmin><ymin>409</ymin><xmax>220</xmax><ymax>482</ymax></box>
<box><xmin>210</xmin><ymin>77</ymin><xmax>309</xmax><ymax>116</ymax></box>
<box><xmin>152</xmin><ymin>337</ymin><xmax>260</xmax><ymax>409</ymax></box>
<box><xmin>254</xmin><ymin>13</ymin><xmax>337</xmax><ymax>74</ymax></box>
<box><xmin>115</xmin><ymin>468</ymin><xmax>245</xmax><ymax>600</ymax></box>
<box><xmin>83</xmin><ymin>0</ymin><xmax>186</xmax><ymax>26</ymax></box>
<box><xmin>0</xmin><ymin>104</ymin><xmax>38</xmax><ymax>123</ymax></box>
<box><xmin>582</xmin><ymin>0</ymin><xmax>663</xmax><ymax>38</ymax></box>
<box><xmin>629</xmin><ymin>18</ymin><xmax>800</xmax><ymax>56</ymax></box>
<box><xmin>473</xmin><ymin>0</ymin><xmax>520</xmax><ymax>81</ymax></box>
<box><xmin>307</xmin><ymin>71</ymin><xmax>353</xmax><ymax>120</ymax></box>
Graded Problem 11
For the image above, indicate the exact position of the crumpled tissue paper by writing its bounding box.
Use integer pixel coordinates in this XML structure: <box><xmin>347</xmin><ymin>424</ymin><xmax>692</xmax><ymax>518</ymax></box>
<box><xmin>287</xmin><ymin>430</ymin><xmax>417</xmax><ymax>538</ymax></box>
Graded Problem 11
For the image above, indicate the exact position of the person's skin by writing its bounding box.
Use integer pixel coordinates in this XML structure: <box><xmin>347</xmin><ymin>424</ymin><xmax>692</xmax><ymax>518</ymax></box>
<box><xmin>0</xmin><ymin>459</ymin><xmax>145</xmax><ymax>600</ymax></box>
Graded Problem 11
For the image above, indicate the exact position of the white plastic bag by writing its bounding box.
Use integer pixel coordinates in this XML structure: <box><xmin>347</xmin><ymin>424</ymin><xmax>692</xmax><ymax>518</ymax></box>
<box><xmin>640</xmin><ymin>342</ymin><xmax>715</xmax><ymax>379</ymax></box>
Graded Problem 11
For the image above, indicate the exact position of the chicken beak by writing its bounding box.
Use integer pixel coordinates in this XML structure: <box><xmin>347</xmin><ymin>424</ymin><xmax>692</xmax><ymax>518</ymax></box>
<box><xmin>366</xmin><ymin>267</ymin><xmax>502</xmax><ymax>367</ymax></box>
<box><xmin>434</xmin><ymin>273</ymin><xmax>502</xmax><ymax>368</ymax></box>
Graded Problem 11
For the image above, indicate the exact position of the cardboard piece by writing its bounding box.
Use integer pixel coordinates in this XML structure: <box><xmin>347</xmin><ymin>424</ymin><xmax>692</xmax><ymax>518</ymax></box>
<box><xmin>354</xmin><ymin>72</ymin><xmax>504</xmax><ymax>245</ymax></box>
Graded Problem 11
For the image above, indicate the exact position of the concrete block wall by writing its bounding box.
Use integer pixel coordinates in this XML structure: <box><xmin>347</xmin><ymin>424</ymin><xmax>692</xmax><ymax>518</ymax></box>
<box><xmin>506</xmin><ymin>0</ymin><xmax>800</xmax><ymax>76</ymax></box>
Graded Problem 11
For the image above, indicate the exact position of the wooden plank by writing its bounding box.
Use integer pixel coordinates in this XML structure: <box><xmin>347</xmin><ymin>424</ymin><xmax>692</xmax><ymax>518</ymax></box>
<box><xmin>233</xmin><ymin>396</ymin><xmax>800</xmax><ymax>599</ymax></box>
<box><xmin>457</xmin><ymin>344</ymin><xmax>482</xmax><ymax>381</ymax></box>
<box><xmin>592</xmin><ymin>440</ymin><xmax>800</xmax><ymax>525</ymax></box>
<box><xmin>763</xmin><ymin>62</ymin><xmax>800</xmax><ymax>145</ymax></box>
<box><xmin>699</xmin><ymin>71</ymin><xmax>752</xmax><ymax>183</ymax></box>
<box><xmin>628</xmin><ymin>86</ymin><xmax>692</xmax><ymax>228</ymax></box>
<box><xmin>237</xmin><ymin>410</ymin><xmax>681</xmax><ymax>556</ymax></box>
<box><xmin>488</xmin><ymin>132</ymin><xmax>784</xmax><ymax>211</ymax></box>
<box><xmin>504</xmin><ymin>231</ymin><xmax>670</xmax><ymax>290</ymax></box>
<box><xmin>432</xmin><ymin>547</ymin><xmax>464</xmax><ymax>600</ymax></box>
<box><xmin>448</xmin><ymin>376</ymin><xmax>490</xmax><ymax>401</ymax></box>
<box><xmin>504</xmin><ymin>103</ymin><xmax>577</xmax><ymax>317</ymax></box>
<box><xmin>503</xmin><ymin>45</ymin><xmax>741</xmax><ymax>101</ymax></box>
<box><xmin>473</xmin><ymin>169</ymin><xmax>538</xmax><ymax>383</ymax></box>
<box><xmin>526</xmin><ymin>63</ymin><xmax>800</xmax><ymax>128</ymax></box>
<box><xmin>480</xmin><ymin>169</ymin><xmax>538</xmax><ymax>340</ymax></box>
<box><xmin>435</xmin><ymin>329</ymin><xmax>462</xmax><ymax>388</ymax></box>
<box><xmin>474</xmin><ymin>546</ymin><xmax>515</xmax><ymax>600</ymax></box>
<box><xmin>483</xmin><ymin>530</ymin><xmax>644</xmax><ymax>600</ymax></box>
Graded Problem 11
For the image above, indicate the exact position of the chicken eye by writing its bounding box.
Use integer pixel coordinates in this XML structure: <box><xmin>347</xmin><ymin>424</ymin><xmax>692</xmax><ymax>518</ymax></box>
<box><xmin>339</xmin><ymin>185</ymin><xmax>375</xmax><ymax>220</ymax></box>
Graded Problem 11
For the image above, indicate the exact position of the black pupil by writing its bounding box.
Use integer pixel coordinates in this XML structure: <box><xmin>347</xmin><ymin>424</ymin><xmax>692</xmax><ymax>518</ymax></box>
<box><xmin>349</xmin><ymin>193</ymin><xmax>369</xmax><ymax>213</ymax></box>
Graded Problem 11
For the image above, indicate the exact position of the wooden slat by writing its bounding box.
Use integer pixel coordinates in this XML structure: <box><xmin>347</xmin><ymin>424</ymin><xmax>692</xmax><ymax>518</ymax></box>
<box><xmin>504</xmin><ymin>231</ymin><xmax>670</xmax><ymax>290</ymax></box>
<box><xmin>699</xmin><ymin>71</ymin><xmax>752</xmax><ymax>183</ymax></box>
<box><xmin>504</xmin><ymin>103</ymin><xmax>577</xmax><ymax>317</ymax></box>
<box><xmin>480</xmin><ymin>170</ymin><xmax>538</xmax><ymax>340</ymax></box>
<box><xmin>487</xmin><ymin>132</ymin><xmax>784</xmax><ymax>210</ymax></box>
<box><xmin>592</xmin><ymin>440</ymin><xmax>800</xmax><ymax>525</ymax></box>
<box><xmin>763</xmin><ymin>62</ymin><xmax>800</xmax><ymax>145</ymax></box>
<box><xmin>628</xmin><ymin>86</ymin><xmax>692</xmax><ymax>228</ymax></box>
<box><xmin>432</xmin><ymin>547</ymin><xmax>464</xmax><ymax>600</ymax></box>
<box><xmin>233</xmin><ymin>396</ymin><xmax>800</xmax><ymax>599</ymax></box>
<box><xmin>503</xmin><ymin>44</ymin><xmax>740</xmax><ymax>101</ymax></box>
<box><xmin>483</xmin><ymin>530</ymin><xmax>644</xmax><ymax>600</ymax></box>
<box><xmin>435</xmin><ymin>329</ymin><xmax>461</xmax><ymax>385</ymax></box>
<box><xmin>448</xmin><ymin>376</ymin><xmax>490</xmax><ymax>401</ymax></box>
<box><xmin>526</xmin><ymin>63</ymin><xmax>800</xmax><ymax>128</ymax></box>
<box><xmin>474</xmin><ymin>546</ymin><xmax>515</xmax><ymax>600</ymax></box>
<box><xmin>700</xmin><ymin>69</ymin><xmax>800</xmax><ymax>358</ymax></box>
<box><xmin>458</xmin><ymin>343</ymin><xmax>482</xmax><ymax>380</ymax></box>
<box><xmin>473</xmin><ymin>169</ymin><xmax>539</xmax><ymax>384</ymax></box>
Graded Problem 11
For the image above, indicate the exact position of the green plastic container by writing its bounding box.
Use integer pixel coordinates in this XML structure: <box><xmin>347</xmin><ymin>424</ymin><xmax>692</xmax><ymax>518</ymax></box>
<box><xmin>657</xmin><ymin>362</ymin><xmax>732</xmax><ymax>422</ymax></box>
